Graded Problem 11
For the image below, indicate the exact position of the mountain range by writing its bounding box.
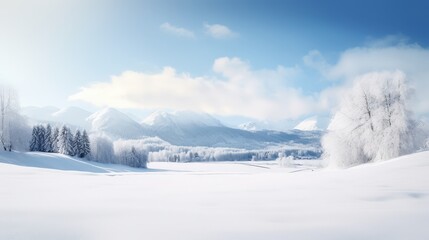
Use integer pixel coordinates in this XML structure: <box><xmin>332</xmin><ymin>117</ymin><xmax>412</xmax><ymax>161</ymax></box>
<box><xmin>22</xmin><ymin>106</ymin><xmax>323</xmax><ymax>149</ymax></box>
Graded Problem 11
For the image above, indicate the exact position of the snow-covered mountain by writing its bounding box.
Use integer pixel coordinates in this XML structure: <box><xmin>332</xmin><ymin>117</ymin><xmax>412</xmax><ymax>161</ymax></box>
<box><xmin>138</xmin><ymin>110</ymin><xmax>321</xmax><ymax>149</ymax></box>
<box><xmin>237</xmin><ymin>120</ymin><xmax>298</xmax><ymax>132</ymax></box>
<box><xmin>52</xmin><ymin>106</ymin><xmax>92</xmax><ymax>128</ymax></box>
<box><xmin>87</xmin><ymin>108</ymin><xmax>148</xmax><ymax>139</ymax></box>
<box><xmin>84</xmin><ymin>108</ymin><xmax>321</xmax><ymax>149</ymax></box>
<box><xmin>294</xmin><ymin>117</ymin><xmax>320</xmax><ymax>131</ymax></box>
<box><xmin>143</xmin><ymin>111</ymin><xmax>223</xmax><ymax>128</ymax></box>
<box><xmin>23</xmin><ymin>106</ymin><xmax>322</xmax><ymax>149</ymax></box>
<box><xmin>140</xmin><ymin>110</ymin><xmax>250</xmax><ymax>147</ymax></box>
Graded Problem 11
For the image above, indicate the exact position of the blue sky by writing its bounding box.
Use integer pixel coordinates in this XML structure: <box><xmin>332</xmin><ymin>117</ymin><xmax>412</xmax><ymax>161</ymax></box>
<box><xmin>1</xmin><ymin>0</ymin><xmax>429</xmax><ymax>126</ymax></box>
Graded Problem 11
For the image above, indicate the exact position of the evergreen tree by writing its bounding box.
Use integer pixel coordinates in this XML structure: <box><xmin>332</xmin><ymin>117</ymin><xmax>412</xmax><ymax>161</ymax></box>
<box><xmin>67</xmin><ymin>128</ymin><xmax>75</xmax><ymax>156</ymax></box>
<box><xmin>51</xmin><ymin>127</ymin><xmax>59</xmax><ymax>153</ymax></box>
<box><xmin>29</xmin><ymin>126</ymin><xmax>38</xmax><ymax>151</ymax></box>
<box><xmin>81</xmin><ymin>130</ymin><xmax>91</xmax><ymax>158</ymax></box>
<box><xmin>37</xmin><ymin>125</ymin><xmax>46</xmax><ymax>152</ymax></box>
<box><xmin>69</xmin><ymin>131</ymin><xmax>76</xmax><ymax>156</ymax></box>
<box><xmin>59</xmin><ymin>126</ymin><xmax>74</xmax><ymax>156</ymax></box>
<box><xmin>74</xmin><ymin>130</ymin><xmax>82</xmax><ymax>158</ymax></box>
<box><xmin>44</xmin><ymin>124</ymin><xmax>53</xmax><ymax>152</ymax></box>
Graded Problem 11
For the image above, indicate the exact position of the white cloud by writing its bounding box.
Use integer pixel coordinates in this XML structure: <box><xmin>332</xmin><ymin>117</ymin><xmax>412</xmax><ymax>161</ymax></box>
<box><xmin>160</xmin><ymin>22</ymin><xmax>195</xmax><ymax>38</ymax></box>
<box><xmin>70</xmin><ymin>57</ymin><xmax>315</xmax><ymax>120</ymax></box>
<box><xmin>71</xmin><ymin>35</ymin><xmax>429</xmax><ymax>121</ymax></box>
<box><xmin>306</xmin><ymin>40</ymin><xmax>429</xmax><ymax>116</ymax></box>
<box><xmin>204</xmin><ymin>23</ymin><xmax>237</xmax><ymax>39</ymax></box>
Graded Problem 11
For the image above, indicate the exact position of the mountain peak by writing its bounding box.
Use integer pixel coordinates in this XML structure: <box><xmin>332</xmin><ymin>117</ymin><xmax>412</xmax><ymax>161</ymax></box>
<box><xmin>142</xmin><ymin>110</ymin><xmax>223</xmax><ymax>127</ymax></box>
<box><xmin>87</xmin><ymin>108</ymin><xmax>145</xmax><ymax>138</ymax></box>
<box><xmin>294</xmin><ymin>117</ymin><xmax>320</xmax><ymax>131</ymax></box>
<box><xmin>87</xmin><ymin>108</ymin><xmax>133</xmax><ymax>124</ymax></box>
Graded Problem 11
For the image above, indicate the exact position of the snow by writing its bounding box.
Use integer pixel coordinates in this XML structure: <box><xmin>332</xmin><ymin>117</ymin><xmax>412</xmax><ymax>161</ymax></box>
<box><xmin>1</xmin><ymin>150</ymin><xmax>428</xmax><ymax>239</ymax></box>
<box><xmin>21</xmin><ymin>107</ymin><xmax>321</xmax><ymax>150</ymax></box>
<box><xmin>239</xmin><ymin>121</ymin><xmax>260</xmax><ymax>131</ymax></box>
<box><xmin>322</xmin><ymin>71</ymin><xmax>423</xmax><ymax>167</ymax></box>
<box><xmin>0</xmin><ymin>151</ymin><xmax>146</xmax><ymax>173</ymax></box>
<box><xmin>238</xmin><ymin>120</ymin><xmax>291</xmax><ymax>131</ymax></box>
<box><xmin>138</xmin><ymin>110</ymin><xmax>322</xmax><ymax>149</ymax></box>
<box><xmin>142</xmin><ymin>110</ymin><xmax>170</xmax><ymax>126</ymax></box>
<box><xmin>294</xmin><ymin>116</ymin><xmax>320</xmax><ymax>131</ymax></box>
<box><xmin>143</xmin><ymin>110</ymin><xmax>223</xmax><ymax>127</ymax></box>
<box><xmin>87</xmin><ymin>108</ymin><xmax>146</xmax><ymax>138</ymax></box>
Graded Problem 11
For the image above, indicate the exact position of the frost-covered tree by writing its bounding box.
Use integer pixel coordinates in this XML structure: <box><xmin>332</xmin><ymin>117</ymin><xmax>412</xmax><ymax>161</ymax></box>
<box><xmin>73</xmin><ymin>130</ymin><xmax>82</xmax><ymax>157</ymax></box>
<box><xmin>30</xmin><ymin>125</ymin><xmax>90</xmax><ymax>156</ymax></box>
<box><xmin>58</xmin><ymin>125</ymin><xmax>74</xmax><ymax>156</ymax></box>
<box><xmin>29</xmin><ymin>126</ymin><xmax>38</xmax><ymax>151</ymax></box>
<box><xmin>81</xmin><ymin>130</ymin><xmax>91</xmax><ymax>158</ymax></box>
<box><xmin>37</xmin><ymin>125</ymin><xmax>46</xmax><ymax>152</ymax></box>
<box><xmin>115</xmin><ymin>145</ymin><xmax>147</xmax><ymax>168</ymax></box>
<box><xmin>29</xmin><ymin>124</ymin><xmax>55</xmax><ymax>153</ymax></box>
<box><xmin>322</xmin><ymin>71</ymin><xmax>420</xmax><ymax>167</ymax></box>
<box><xmin>0</xmin><ymin>86</ymin><xmax>16</xmax><ymax>151</ymax></box>
<box><xmin>51</xmin><ymin>127</ymin><xmax>60</xmax><ymax>153</ymax></box>
<box><xmin>90</xmin><ymin>134</ymin><xmax>115</xmax><ymax>163</ymax></box>
<box><xmin>0</xmin><ymin>85</ymin><xmax>30</xmax><ymax>151</ymax></box>
<box><xmin>44</xmin><ymin>124</ymin><xmax>53</xmax><ymax>152</ymax></box>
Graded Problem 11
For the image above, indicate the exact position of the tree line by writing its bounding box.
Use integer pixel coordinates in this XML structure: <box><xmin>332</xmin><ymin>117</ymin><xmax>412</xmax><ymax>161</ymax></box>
<box><xmin>0</xmin><ymin>85</ymin><xmax>148</xmax><ymax>168</ymax></box>
<box><xmin>90</xmin><ymin>135</ymin><xmax>148</xmax><ymax>168</ymax></box>
<box><xmin>29</xmin><ymin>124</ymin><xmax>90</xmax><ymax>158</ymax></box>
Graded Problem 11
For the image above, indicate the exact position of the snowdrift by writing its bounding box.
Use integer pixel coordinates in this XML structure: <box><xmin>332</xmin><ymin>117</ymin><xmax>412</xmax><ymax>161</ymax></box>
<box><xmin>0</xmin><ymin>151</ymin><xmax>428</xmax><ymax>240</ymax></box>
<box><xmin>0</xmin><ymin>151</ymin><xmax>147</xmax><ymax>173</ymax></box>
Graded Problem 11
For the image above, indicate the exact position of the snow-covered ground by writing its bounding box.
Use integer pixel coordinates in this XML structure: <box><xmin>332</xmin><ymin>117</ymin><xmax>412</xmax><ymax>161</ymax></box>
<box><xmin>0</xmin><ymin>151</ymin><xmax>428</xmax><ymax>240</ymax></box>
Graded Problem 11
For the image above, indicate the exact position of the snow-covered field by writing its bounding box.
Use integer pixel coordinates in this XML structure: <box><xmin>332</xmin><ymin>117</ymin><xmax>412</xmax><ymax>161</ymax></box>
<box><xmin>1</xmin><ymin>151</ymin><xmax>428</xmax><ymax>240</ymax></box>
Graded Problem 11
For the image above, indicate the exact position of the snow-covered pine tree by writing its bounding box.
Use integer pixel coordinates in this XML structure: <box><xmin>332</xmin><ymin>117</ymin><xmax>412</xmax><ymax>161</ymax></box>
<box><xmin>44</xmin><ymin>124</ymin><xmax>53</xmax><ymax>152</ymax></box>
<box><xmin>69</xmin><ymin>131</ymin><xmax>77</xmax><ymax>156</ymax></box>
<box><xmin>68</xmin><ymin>128</ymin><xmax>75</xmax><ymax>156</ymax></box>
<box><xmin>51</xmin><ymin>127</ymin><xmax>59</xmax><ymax>153</ymax></box>
<box><xmin>74</xmin><ymin>130</ymin><xmax>82</xmax><ymax>158</ymax></box>
<box><xmin>29</xmin><ymin>126</ymin><xmax>38</xmax><ymax>151</ymax></box>
<box><xmin>37</xmin><ymin>125</ymin><xmax>46</xmax><ymax>152</ymax></box>
<box><xmin>59</xmin><ymin>126</ymin><xmax>74</xmax><ymax>156</ymax></box>
<box><xmin>58</xmin><ymin>126</ymin><xmax>67</xmax><ymax>155</ymax></box>
<box><xmin>81</xmin><ymin>130</ymin><xmax>91</xmax><ymax>158</ymax></box>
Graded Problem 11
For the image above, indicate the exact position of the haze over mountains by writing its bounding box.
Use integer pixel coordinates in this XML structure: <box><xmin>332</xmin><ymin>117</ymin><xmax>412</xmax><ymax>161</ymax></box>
<box><xmin>22</xmin><ymin>106</ymin><xmax>322</xmax><ymax>149</ymax></box>
<box><xmin>22</xmin><ymin>106</ymin><xmax>92</xmax><ymax>129</ymax></box>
